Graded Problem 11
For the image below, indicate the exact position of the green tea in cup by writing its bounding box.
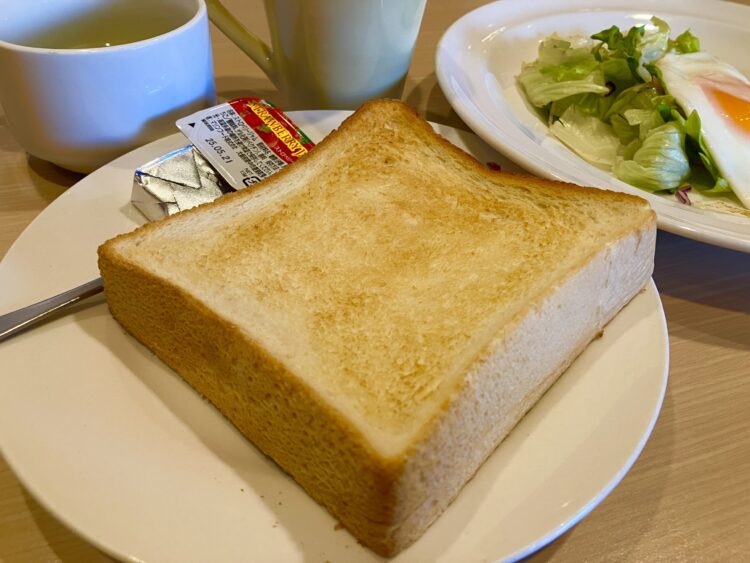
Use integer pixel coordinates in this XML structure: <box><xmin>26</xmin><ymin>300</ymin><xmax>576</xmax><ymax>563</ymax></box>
<box><xmin>15</xmin><ymin>1</ymin><xmax>191</xmax><ymax>49</ymax></box>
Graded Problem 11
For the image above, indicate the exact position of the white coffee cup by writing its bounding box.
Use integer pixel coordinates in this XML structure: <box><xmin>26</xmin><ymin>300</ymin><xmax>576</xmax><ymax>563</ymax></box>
<box><xmin>207</xmin><ymin>0</ymin><xmax>426</xmax><ymax>110</ymax></box>
<box><xmin>0</xmin><ymin>0</ymin><xmax>216</xmax><ymax>173</ymax></box>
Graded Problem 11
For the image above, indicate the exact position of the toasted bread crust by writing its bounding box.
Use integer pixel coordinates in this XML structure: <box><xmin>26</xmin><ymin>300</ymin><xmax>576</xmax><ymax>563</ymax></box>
<box><xmin>104</xmin><ymin>100</ymin><xmax>653</xmax><ymax>249</ymax></box>
<box><xmin>99</xmin><ymin>99</ymin><xmax>655</xmax><ymax>556</ymax></box>
<box><xmin>98</xmin><ymin>248</ymin><xmax>410</xmax><ymax>549</ymax></box>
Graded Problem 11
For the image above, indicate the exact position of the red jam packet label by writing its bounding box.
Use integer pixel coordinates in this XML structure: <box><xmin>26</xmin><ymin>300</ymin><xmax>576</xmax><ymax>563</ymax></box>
<box><xmin>176</xmin><ymin>97</ymin><xmax>315</xmax><ymax>190</ymax></box>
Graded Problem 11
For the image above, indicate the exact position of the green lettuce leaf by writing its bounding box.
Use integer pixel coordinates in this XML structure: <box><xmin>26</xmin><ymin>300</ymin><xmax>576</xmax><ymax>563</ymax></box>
<box><xmin>590</xmin><ymin>21</ymin><xmax>645</xmax><ymax>81</ymax></box>
<box><xmin>518</xmin><ymin>37</ymin><xmax>610</xmax><ymax>107</ymax></box>
<box><xmin>610</xmin><ymin>114</ymin><xmax>637</xmax><ymax>144</ymax></box>
<box><xmin>549</xmin><ymin>91</ymin><xmax>616</xmax><ymax>121</ymax></box>
<box><xmin>622</xmin><ymin>108</ymin><xmax>665</xmax><ymax>138</ymax></box>
<box><xmin>604</xmin><ymin>83</ymin><xmax>658</xmax><ymax>120</ymax></box>
<box><xmin>518</xmin><ymin>65</ymin><xmax>609</xmax><ymax>107</ymax></box>
<box><xmin>614</xmin><ymin>121</ymin><xmax>690</xmax><ymax>190</ymax></box>
<box><xmin>537</xmin><ymin>37</ymin><xmax>594</xmax><ymax>66</ymax></box>
<box><xmin>622</xmin><ymin>138</ymin><xmax>643</xmax><ymax>160</ymax></box>
<box><xmin>640</xmin><ymin>17</ymin><xmax>671</xmax><ymax>66</ymax></box>
<box><xmin>599</xmin><ymin>57</ymin><xmax>638</xmax><ymax>92</ymax></box>
<box><xmin>541</xmin><ymin>58</ymin><xmax>599</xmax><ymax>81</ymax></box>
<box><xmin>681</xmin><ymin>110</ymin><xmax>731</xmax><ymax>192</ymax></box>
<box><xmin>591</xmin><ymin>17</ymin><xmax>672</xmax><ymax>82</ymax></box>
<box><xmin>591</xmin><ymin>23</ymin><xmax>644</xmax><ymax>60</ymax></box>
<box><xmin>550</xmin><ymin>106</ymin><xmax>621</xmax><ymax>168</ymax></box>
<box><xmin>669</xmin><ymin>29</ymin><xmax>701</xmax><ymax>54</ymax></box>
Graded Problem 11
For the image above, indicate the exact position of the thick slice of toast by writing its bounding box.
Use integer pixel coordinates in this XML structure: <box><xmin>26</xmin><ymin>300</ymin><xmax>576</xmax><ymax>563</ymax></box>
<box><xmin>98</xmin><ymin>100</ymin><xmax>656</xmax><ymax>556</ymax></box>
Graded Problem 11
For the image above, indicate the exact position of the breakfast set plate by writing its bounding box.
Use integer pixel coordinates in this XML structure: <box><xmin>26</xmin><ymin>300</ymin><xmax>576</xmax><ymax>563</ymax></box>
<box><xmin>436</xmin><ymin>0</ymin><xmax>750</xmax><ymax>253</ymax></box>
<box><xmin>0</xmin><ymin>111</ymin><xmax>668</xmax><ymax>562</ymax></box>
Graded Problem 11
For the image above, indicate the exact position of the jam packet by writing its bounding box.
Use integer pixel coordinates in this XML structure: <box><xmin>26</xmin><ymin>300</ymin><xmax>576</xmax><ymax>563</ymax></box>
<box><xmin>176</xmin><ymin>97</ymin><xmax>315</xmax><ymax>190</ymax></box>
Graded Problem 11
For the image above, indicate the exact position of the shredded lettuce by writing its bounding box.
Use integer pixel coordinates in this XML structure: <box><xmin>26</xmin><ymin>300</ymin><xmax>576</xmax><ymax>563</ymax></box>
<box><xmin>518</xmin><ymin>38</ymin><xmax>610</xmax><ymax>107</ymax></box>
<box><xmin>515</xmin><ymin>17</ymin><xmax>738</xmax><ymax>199</ymax></box>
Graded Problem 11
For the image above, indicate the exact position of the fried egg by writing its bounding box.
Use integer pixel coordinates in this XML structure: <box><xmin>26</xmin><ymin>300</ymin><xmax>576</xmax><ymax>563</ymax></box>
<box><xmin>656</xmin><ymin>52</ymin><xmax>750</xmax><ymax>208</ymax></box>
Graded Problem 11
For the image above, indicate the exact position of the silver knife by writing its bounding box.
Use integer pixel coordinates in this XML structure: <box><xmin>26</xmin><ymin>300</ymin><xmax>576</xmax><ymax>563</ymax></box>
<box><xmin>0</xmin><ymin>278</ymin><xmax>104</xmax><ymax>343</ymax></box>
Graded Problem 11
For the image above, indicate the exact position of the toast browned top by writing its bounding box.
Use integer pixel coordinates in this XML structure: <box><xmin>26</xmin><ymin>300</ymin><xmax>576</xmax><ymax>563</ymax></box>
<box><xmin>100</xmin><ymin>100</ymin><xmax>654</xmax><ymax>456</ymax></box>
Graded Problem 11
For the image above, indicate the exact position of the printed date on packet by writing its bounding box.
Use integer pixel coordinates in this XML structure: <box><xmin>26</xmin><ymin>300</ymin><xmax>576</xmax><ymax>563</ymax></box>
<box><xmin>176</xmin><ymin>97</ymin><xmax>315</xmax><ymax>189</ymax></box>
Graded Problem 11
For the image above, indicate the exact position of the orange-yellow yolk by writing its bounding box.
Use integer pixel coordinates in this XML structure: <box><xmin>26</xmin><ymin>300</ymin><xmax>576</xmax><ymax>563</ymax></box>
<box><xmin>706</xmin><ymin>85</ymin><xmax>750</xmax><ymax>136</ymax></box>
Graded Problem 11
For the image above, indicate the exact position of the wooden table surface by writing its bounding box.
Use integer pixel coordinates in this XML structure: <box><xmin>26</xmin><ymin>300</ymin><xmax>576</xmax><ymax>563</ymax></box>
<box><xmin>1</xmin><ymin>1</ymin><xmax>749</xmax><ymax>561</ymax></box>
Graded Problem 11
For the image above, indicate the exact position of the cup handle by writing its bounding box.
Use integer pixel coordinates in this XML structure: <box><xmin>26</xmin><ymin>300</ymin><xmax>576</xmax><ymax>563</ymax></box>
<box><xmin>205</xmin><ymin>0</ymin><xmax>277</xmax><ymax>83</ymax></box>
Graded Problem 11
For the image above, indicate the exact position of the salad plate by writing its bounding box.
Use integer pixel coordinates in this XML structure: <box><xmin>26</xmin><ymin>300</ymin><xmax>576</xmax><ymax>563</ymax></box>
<box><xmin>0</xmin><ymin>111</ymin><xmax>668</xmax><ymax>562</ymax></box>
<box><xmin>436</xmin><ymin>0</ymin><xmax>750</xmax><ymax>252</ymax></box>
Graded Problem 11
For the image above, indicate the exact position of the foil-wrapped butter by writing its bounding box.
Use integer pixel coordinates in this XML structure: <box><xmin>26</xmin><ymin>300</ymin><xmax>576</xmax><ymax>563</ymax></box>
<box><xmin>132</xmin><ymin>145</ymin><xmax>231</xmax><ymax>221</ymax></box>
<box><xmin>132</xmin><ymin>97</ymin><xmax>315</xmax><ymax>221</ymax></box>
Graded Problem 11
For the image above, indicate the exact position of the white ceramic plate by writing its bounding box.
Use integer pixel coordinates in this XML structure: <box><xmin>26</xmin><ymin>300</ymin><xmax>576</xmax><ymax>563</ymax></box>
<box><xmin>0</xmin><ymin>111</ymin><xmax>669</xmax><ymax>562</ymax></box>
<box><xmin>436</xmin><ymin>0</ymin><xmax>750</xmax><ymax>252</ymax></box>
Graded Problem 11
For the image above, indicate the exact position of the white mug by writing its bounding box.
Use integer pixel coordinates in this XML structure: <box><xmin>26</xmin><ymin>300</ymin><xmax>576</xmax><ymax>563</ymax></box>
<box><xmin>207</xmin><ymin>0</ymin><xmax>427</xmax><ymax>110</ymax></box>
<box><xmin>0</xmin><ymin>0</ymin><xmax>216</xmax><ymax>173</ymax></box>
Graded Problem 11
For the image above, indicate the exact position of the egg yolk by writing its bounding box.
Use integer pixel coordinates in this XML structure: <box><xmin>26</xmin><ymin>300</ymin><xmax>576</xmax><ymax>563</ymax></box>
<box><xmin>705</xmin><ymin>84</ymin><xmax>750</xmax><ymax>136</ymax></box>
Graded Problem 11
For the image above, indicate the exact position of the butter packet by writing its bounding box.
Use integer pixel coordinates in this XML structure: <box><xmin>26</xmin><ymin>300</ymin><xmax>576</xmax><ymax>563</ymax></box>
<box><xmin>132</xmin><ymin>145</ymin><xmax>231</xmax><ymax>222</ymax></box>
<box><xmin>132</xmin><ymin>98</ymin><xmax>314</xmax><ymax>221</ymax></box>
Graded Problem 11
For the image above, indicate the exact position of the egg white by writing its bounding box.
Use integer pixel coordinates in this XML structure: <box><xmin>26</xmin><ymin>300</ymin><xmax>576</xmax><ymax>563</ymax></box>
<box><xmin>656</xmin><ymin>52</ymin><xmax>750</xmax><ymax>208</ymax></box>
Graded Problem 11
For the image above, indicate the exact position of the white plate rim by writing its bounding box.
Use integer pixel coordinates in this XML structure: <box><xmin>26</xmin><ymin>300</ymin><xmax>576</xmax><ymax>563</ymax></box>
<box><xmin>0</xmin><ymin>111</ymin><xmax>670</xmax><ymax>562</ymax></box>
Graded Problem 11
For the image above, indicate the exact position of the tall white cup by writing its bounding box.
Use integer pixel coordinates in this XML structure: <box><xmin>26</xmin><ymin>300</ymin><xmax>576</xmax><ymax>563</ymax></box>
<box><xmin>0</xmin><ymin>0</ymin><xmax>216</xmax><ymax>173</ymax></box>
<box><xmin>207</xmin><ymin>0</ymin><xmax>427</xmax><ymax>110</ymax></box>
